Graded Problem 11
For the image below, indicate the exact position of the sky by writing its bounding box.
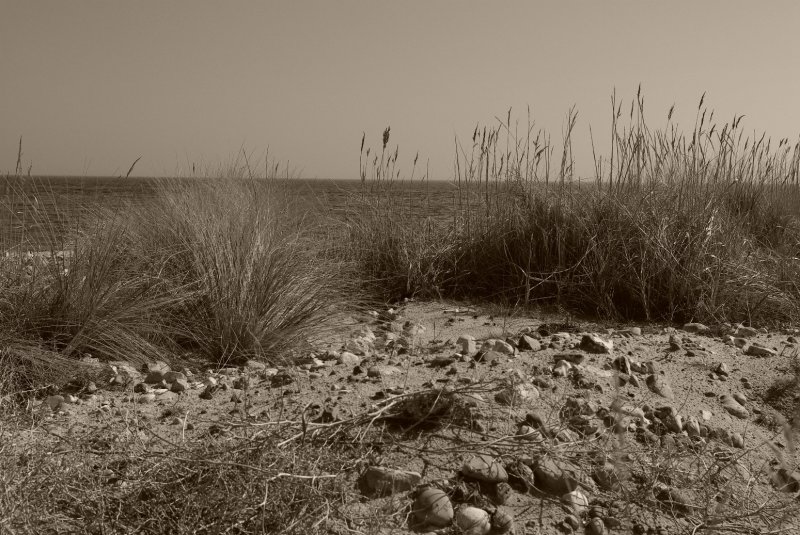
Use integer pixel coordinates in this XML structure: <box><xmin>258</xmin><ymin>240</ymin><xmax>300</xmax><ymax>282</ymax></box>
<box><xmin>2</xmin><ymin>1</ymin><xmax>799</xmax><ymax>179</ymax></box>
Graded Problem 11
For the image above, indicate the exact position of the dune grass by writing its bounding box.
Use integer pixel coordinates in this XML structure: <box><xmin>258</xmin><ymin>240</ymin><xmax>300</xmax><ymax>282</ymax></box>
<box><xmin>347</xmin><ymin>92</ymin><xmax>800</xmax><ymax>325</ymax></box>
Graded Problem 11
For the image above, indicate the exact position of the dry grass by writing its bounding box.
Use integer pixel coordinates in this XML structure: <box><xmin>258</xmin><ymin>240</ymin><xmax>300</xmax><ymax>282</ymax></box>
<box><xmin>346</xmin><ymin>92</ymin><xmax>800</xmax><ymax>326</ymax></box>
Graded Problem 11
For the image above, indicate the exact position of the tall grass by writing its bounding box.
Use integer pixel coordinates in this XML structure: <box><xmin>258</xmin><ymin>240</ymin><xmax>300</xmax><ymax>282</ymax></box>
<box><xmin>348</xmin><ymin>91</ymin><xmax>800</xmax><ymax>325</ymax></box>
<box><xmin>0</xmin><ymin>157</ymin><xmax>350</xmax><ymax>398</ymax></box>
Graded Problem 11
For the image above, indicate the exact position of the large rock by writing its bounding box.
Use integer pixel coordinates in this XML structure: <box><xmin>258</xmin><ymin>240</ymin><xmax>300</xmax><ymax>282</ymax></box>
<box><xmin>357</xmin><ymin>466</ymin><xmax>421</xmax><ymax>497</ymax></box>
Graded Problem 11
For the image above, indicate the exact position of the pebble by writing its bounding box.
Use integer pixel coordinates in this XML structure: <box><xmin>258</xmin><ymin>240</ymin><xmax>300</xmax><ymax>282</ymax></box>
<box><xmin>367</xmin><ymin>365</ymin><xmax>401</xmax><ymax>378</ymax></box>
<box><xmin>495</xmin><ymin>383</ymin><xmax>539</xmax><ymax>406</ymax></box>
<box><xmin>533</xmin><ymin>457</ymin><xmax>579</xmax><ymax>495</ymax></box>
<box><xmin>457</xmin><ymin>335</ymin><xmax>477</xmax><ymax>355</ymax></box>
<box><xmin>586</xmin><ymin>517</ymin><xmax>606</xmax><ymax>535</ymax></box>
<box><xmin>491</xmin><ymin>508</ymin><xmax>514</xmax><ymax>534</ymax></box>
<box><xmin>561</xmin><ymin>489</ymin><xmax>589</xmax><ymax>514</ymax></box>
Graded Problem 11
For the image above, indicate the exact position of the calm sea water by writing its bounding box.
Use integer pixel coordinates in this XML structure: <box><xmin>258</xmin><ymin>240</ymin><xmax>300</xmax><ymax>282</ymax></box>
<box><xmin>0</xmin><ymin>176</ymin><xmax>463</xmax><ymax>250</ymax></box>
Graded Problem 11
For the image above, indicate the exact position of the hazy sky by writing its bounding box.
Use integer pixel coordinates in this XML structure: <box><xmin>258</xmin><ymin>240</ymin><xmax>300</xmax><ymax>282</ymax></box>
<box><xmin>2</xmin><ymin>1</ymin><xmax>799</xmax><ymax>179</ymax></box>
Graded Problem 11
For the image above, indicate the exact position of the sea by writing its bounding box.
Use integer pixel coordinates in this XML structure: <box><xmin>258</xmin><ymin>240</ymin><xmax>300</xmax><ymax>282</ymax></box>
<box><xmin>0</xmin><ymin>175</ymin><xmax>466</xmax><ymax>251</ymax></box>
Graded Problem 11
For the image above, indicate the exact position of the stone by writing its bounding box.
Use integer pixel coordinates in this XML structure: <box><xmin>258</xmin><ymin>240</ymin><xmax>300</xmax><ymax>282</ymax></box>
<box><xmin>533</xmin><ymin>457</ymin><xmax>579</xmax><ymax>495</ymax></box>
<box><xmin>518</xmin><ymin>335</ymin><xmax>541</xmax><ymax>351</ymax></box>
<box><xmin>455</xmin><ymin>506</ymin><xmax>491</xmax><ymax>535</ymax></box>
<box><xmin>668</xmin><ymin>334</ymin><xmax>682</xmax><ymax>351</ymax></box>
<box><xmin>457</xmin><ymin>335</ymin><xmax>477</xmax><ymax>355</ymax></box>
<box><xmin>163</xmin><ymin>370</ymin><xmax>186</xmax><ymax>383</ymax></box>
<box><xmin>581</xmin><ymin>334</ymin><xmax>613</xmax><ymax>353</ymax></box>
<box><xmin>771</xmin><ymin>468</ymin><xmax>800</xmax><ymax>493</ymax></box>
<box><xmin>413</xmin><ymin>487</ymin><xmax>453</xmax><ymax>527</ymax></box>
<box><xmin>109</xmin><ymin>363</ymin><xmax>143</xmax><ymax>385</ymax></box>
<box><xmin>338</xmin><ymin>352</ymin><xmax>361</xmax><ymax>366</ymax></box>
<box><xmin>357</xmin><ymin>466</ymin><xmax>421</xmax><ymax>497</ymax></box>
<box><xmin>612</xmin><ymin>355</ymin><xmax>632</xmax><ymax>375</ymax></box>
<box><xmin>490</xmin><ymin>508</ymin><xmax>514</xmax><ymax>534</ymax></box>
<box><xmin>734</xmin><ymin>325</ymin><xmax>759</xmax><ymax>337</ymax></box>
<box><xmin>719</xmin><ymin>394</ymin><xmax>749</xmax><ymax>419</ymax></box>
<box><xmin>367</xmin><ymin>365</ymin><xmax>400</xmax><ymax>378</ymax></box>
<box><xmin>646</xmin><ymin>375</ymin><xmax>674</xmax><ymax>399</ymax></box>
<box><xmin>554</xmin><ymin>352</ymin><xmax>585</xmax><ymax>365</ymax></box>
<box><xmin>143</xmin><ymin>361</ymin><xmax>170</xmax><ymax>383</ymax></box>
<box><xmin>564</xmin><ymin>514</ymin><xmax>580</xmax><ymax>530</ymax></box>
<box><xmin>553</xmin><ymin>360</ymin><xmax>572</xmax><ymax>377</ymax></box>
<box><xmin>561</xmin><ymin>489</ymin><xmax>589</xmax><ymax>514</ymax></box>
<box><xmin>684</xmin><ymin>416</ymin><xmax>701</xmax><ymax>437</ymax></box>
<box><xmin>461</xmin><ymin>454</ymin><xmax>508</xmax><ymax>483</ymax></box>
<box><xmin>138</xmin><ymin>393</ymin><xmax>156</xmax><ymax>403</ymax></box>
<box><xmin>46</xmin><ymin>395</ymin><xmax>64</xmax><ymax>411</ymax></box>
<box><xmin>516</xmin><ymin>425</ymin><xmax>545</xmax><ymax>442</ymax></box>
<box><xmin>683</xmin><ymin>323</ymin><xmax>710</xmax><ymax>334</ymax></box>
<box><xmin>733</xmin><ymin>392</ymin><xmax>747</xmax><ymax>405</ymax></box>
<box><xmin>619</xmin><ymin>327</ymin><xmax>642</xmax><ymax>337</ymax></box>
<box><xmin>654</xmin><ymin>485</ymin><xmax>693</xmax><ymax>514</ymax></box>
<box><xmin>495</xmin><ymin>383</ymin><xmax>539</xmax><ymax>406</ymax></box>
<box><xmin>171</xmin><ymin>378</ymin><xmax>190</xmax><ymax>393</ymax></box>
<box><xmin>506</xmin><ymin>460</ymin><xmax>536</xmax><ymax>492</ymax></box>
<box><xmin>587</xmin><ymin>517</ymin><xmax>606</xmax><ymax>535</ymax></box>
<box><xmin>484</xmin><ymin>339</ymin><xmax>515</xmax><ymax>355</ymax></box>
<box><xmin>492</xmin><ymin>482</ymin><xmax>513</xmax><ymax>505</ymax></box>
<box><xmin>715</xmin><ymin>363</ymin><xmax>730</xmax><ymax>376</ymax></box>
<box><xmin>745</xmin><ymin>344</ymin><xmax>776</xmax><ymax>357</ymax></box>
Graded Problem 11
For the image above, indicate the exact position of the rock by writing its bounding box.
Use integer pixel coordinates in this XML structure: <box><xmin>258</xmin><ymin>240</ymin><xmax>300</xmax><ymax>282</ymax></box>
<box><xmin>668</xmin><ymin>334</ymin><xmax>682</xmax><ymax>351</ymax></box>
<box><xmin>492</xmin><ymin>482</ymin><xmax>513</xmax><ymax>505</ymax></box>
<box><xmin>483</xmin><ymin>339</ymin><xmax>515</xmax><ymax>355</ymax></box>
<box><xmin>457</xmin><ymin>335</ymin><xmax>477</xmax><ymax>355</ymax></box>
<box><xmin>143</xmin><ymin>361</ymin><xmax>170</xmax><ymax>383</ymax></box>
<box><xmin>612</xmin><ymin>355</ymin><xmax>632</xmax><ymax>375</ymax></box>
<box><xmin>413</xmin><ymin>487</ymin><xmax>454</xmax><ymax>527</ymax></box>
<box><xmin>171</xmin><ymin>378</ymin><xmax>190</xmax><ymax>393</ymax></box>
<box><xmin>138</xmin><ymin>393</ymin><xmax>156</xmax><ymax>403</ymax></box>
<box><xmin>715</xmin><ymin>363</ymin><xmax>730</xmax><ymax>377</ymax></box>
<box><xmin>563</xmin><ymin>514</ymin><xmax>580</xmax><ymax>530</ymax></box>
<box><xmin>367</xmin><ymin>365</ymin><xmax>401</xmax><ymax>378</ymax></box>
<box><xmin>700</xmin><ymin>410</ymin><xmax>712</xmax><ymax>421</ymax></box>
<box><xmin>455</xmin><ymin>506</ymin><xmax>491</xmax><ymax>535</ymax></box>
<box><xmin>619</xmin><ymin>327</ymin><xmax>642</xmax><ymax>337</ymax></box>
<box><xmin>730</xmin><ymin>432</ymin><xmax>744</xmax><ymax>448</ymax></box>
<box><xmin>109</xmin><ymin>363</ymin><xmax>143</xmax><ymax>385</ymax></box>
<box><xmin>720</xmin><ymin>394</ymin><xmax>749</xmax><ymax>419</ymax></box>
<box><xmin>745</xmin><ymin>344</ymin><xmax>776</xmax><ymax>357</ymax></box>
<box><xmin>683</xmin><ymin>323</ymin><xmax>710</xmax><ymax>335</ymax></box>
<box><xmin>490</xmin><ymin>508</ymin><xmax>514</xmax><ymax>534</ymax></box>
<box><xmin>533</xmin><ymin>457</ymin><xmax>579</xmax><ymax>495</ymax></box>
<box><xmin>163</xmin><ymin>370</ymin><xmax>186</xmax><ymax>383</ymax></box>
<box><xmin>587</xmin><ymin>517</ymin><xmax>606</xmax><ymax>535</ymax></box>
<box><xmin>581</xmin><ymin>334</ymin><xmax>613</xmax><ymax>353</ymax></box>
<box><xmin>518</xmin><ymin>335</ymin><xmax>541</xmax><ymax>351</ymax></box>
<box><xmin>592</xmin><ymin>463</ymin><xmax>621</xmax><ymax>491</ymax></box>
<box><xmin>733</xmin><ymin>392</ymin><xmax>746</xmax><ymax>405</ymax></box>
<box><xmin>461</xmin><ymin>454</ymin><xmax>508</xmax><ymax>483</ymax></box>
<box><xmin>357</xmin><ymin>466</ymin><xmax>421</xmax><ymax>497</ymax></box>
<box><xmin>733</xmin><ymin>337</ymin><xmax>748</xmax><ymax>348</ymax></box>
<box><xmin>553</xmin><ymin>360</ymin><xmax>572</xmax><ymax>377</ymax></box>
<box><xmin>495</xmin><ymin>383</ymin><xmax>539</xmax><ymax>406</ymax></box>
<box><xmin>561</xmin><ymin>489</ymin><xmax>589</xmax><ymax>514</ymax></box>
<box><xmin>338</xmin><ymin>352</ymin><xmax>361</xmax><ymax>366</ymax></box>
<box><xmin>646</xmin><ymin>375</ymin><xmax>674</xmax><ymax>399</ymax></box>
<box><xmin>516</xmin><ymin>425</ymin><xmax>545</xmax><ymax>442</ymax></box>
<box><xmin>734</xmin><ymin>325</ymin><xmax>759</xmax><ymax>338</ymax></box>
<box><xmin>46</xmin><ymin>395</ymin><xmax>64</xmax><ymax>411</ymax></box>
<box><xmin>684</xmin><ymin>416</ymin><xmax>701</xmax><ymax>437</ymax></box>
<box><xmin>554</xmin><ymin>352</ymin><xmax>585</xmax><ymax>365</ymax></box>
<box><xmin>506</xmin><ymin>460</ymin><xmax>536</xmax><ymax>492</ymax></box>
<box><xmin>270</xmin><ymin>371</ymin><xmax>293</xmax><ymax>387</ymax></box>
<box><xmin>654</xmin><ymin>485</ymin><xmax>693</xmax><ymax>514</ymax></box>
<box><xmin>771</xmin><ymin>468</ymin><xmax>800</xmax><ymax>493</ymax></box>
